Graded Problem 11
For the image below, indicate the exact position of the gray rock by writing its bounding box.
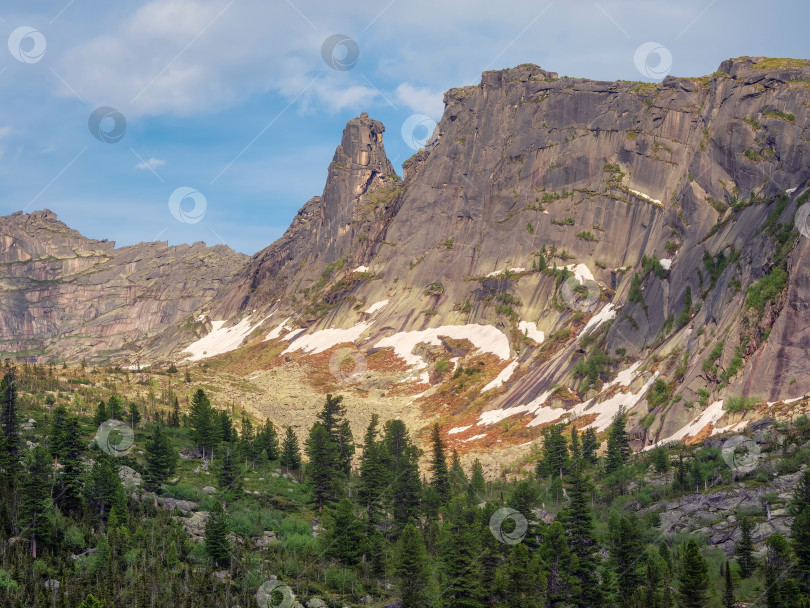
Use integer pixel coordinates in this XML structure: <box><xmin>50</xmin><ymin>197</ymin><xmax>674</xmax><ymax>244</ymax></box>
<box><xmin>201</xmin><ymin>486</ymin><xmax>216</xmax><ymax>495</ymax></box>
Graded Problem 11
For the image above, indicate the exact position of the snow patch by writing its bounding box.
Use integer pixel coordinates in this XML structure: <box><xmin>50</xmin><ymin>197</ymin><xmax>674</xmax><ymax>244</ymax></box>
<box><xmin>463</xmin><ymin>433</ymin><xmax>487</xmax><ymax>442</ymax></box>
<box><xmin>183</xmin><ymin>316</ymin><xmax>269</xmax><ymax>362</ymax></box>
<box><xmin>659</xmin><ymin>258</ymin><xmax>672</xmax><ymax>270</ymax></box>
<box><xmin>354</xmin><ymin>265</ymin><xmax>369</xmax><ymax>273</ymax></box>
<box><xmin>481</xmin><ymin>360</ymin><xmax>519</xmax><ymax>393</ymax></box>
<box><xmin>486</xmin><ymin>267</ymin><xmax>525</xmax><ymax>277</ymax></box>
<box><xmin>767</xmin><ymin>396</ymin><xmax>804</xmax><ymax>407</ymax></box>
<box><xmin>364</xmin><ymin>300</ymin><xmax>389</xmax><ymax>314</ymax></box>
<box><xmin>572</xmin><ymin>370</ymin><xmax>659</xmax><ymax>433</ymax></box>
<box><xmin>787</xmin><ymin>187</ymin><xmax>798</xmax><ymax>195</ymax></box>
<box><xmin>629</xmin><ymin>189</ymin><xmax>662</xmax><ymax>206</ymax></box>
<box><xmin>374</xmin><ymin>324</ymin><xmax>511</xmax><ymax>370</ymax></box>
<box><xmin>647</xmin><ymin>400</ymin><xmax>726</xmax><ymax>448</ymax></box>
<box><xmin>478</xmin><ymin>389</ymin><xmax>555</xmax><ymax>427</ymax></box>
<box><xmin>565</xmin><ymin>263</ymin><xmax>594</xmax><ymax>284</ymax></box>
<box><xmin>711</xmin><ymin>420</ymin><xmax>750</xmax><ymax>436</ymax></box>
<box><xmin>580</xmin><ymin>303</ymin><xmax>616</xmax><ymax>335</ymax></box>
<box><xmin>282</xmin><ymin>322</ymin><xmax>372</xmax><ymax>355</ymax></box>
<box><xmin>448</xmin><ymin>425</ymin><xmax>472</xmax><ymax>435</ymax></box>
<box><xmin>518</xmin><ymin>321</ymin><xmax>545</xmax><ymax>343</ymax></box>
<box><xmin>264</xmin><ymin>317</ymin><xmax>292</xmax><ymax>341</ymax></box>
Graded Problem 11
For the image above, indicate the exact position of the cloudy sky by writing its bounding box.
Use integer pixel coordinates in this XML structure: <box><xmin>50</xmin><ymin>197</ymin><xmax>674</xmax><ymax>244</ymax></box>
<box><xmin>1</xmin><ymin>0</ymin><xmax>808</xmax><ymax>254</ymax></box>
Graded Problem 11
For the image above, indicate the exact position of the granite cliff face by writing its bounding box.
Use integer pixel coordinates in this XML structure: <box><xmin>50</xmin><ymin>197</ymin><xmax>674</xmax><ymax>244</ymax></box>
<box><xmin>0</xmin><ymin>209</ymin><xmax>246</xmax><ymax>363</ymax></box>
<box><xmin>3</xmin><ymin>56</ymin><xmax>810</xmax><ymax>456</ymax></box>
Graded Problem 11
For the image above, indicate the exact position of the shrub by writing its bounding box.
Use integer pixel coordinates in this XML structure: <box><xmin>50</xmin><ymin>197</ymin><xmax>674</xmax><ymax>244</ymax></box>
<box><xmin>577</xmin><ymin>231</ymin><xmax>597</xmax><ymax>241</ymax></box>
<box><xmin>724</xmin><ymin>396</ymin><xmax>761</xmax><ymax>412</ymax></box>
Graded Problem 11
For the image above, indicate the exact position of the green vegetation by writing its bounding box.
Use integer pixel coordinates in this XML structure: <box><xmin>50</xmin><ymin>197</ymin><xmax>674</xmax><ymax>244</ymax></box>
<box><xmin>763</xmin><ymin>108</ymin><xmax>796</xmax><ymax>122</ymax></box>
<box><xmin>746</xmin><ymin>267</ymin><xmax>788</xmax><ymax>314</ymax></box>
<box><xmin>551</xmin><ymin>216</ymin><xmax>575</xmax><ymax>226</ymax></box>
<box><xmin>576</xmin><ymin>230</ymin><xmax>597</xmax><ymax>241</ymax></box>
<box><xmin>724</xmin><ymin>396</ymin><xmax>761</xmax><ymax>412</ymax></box>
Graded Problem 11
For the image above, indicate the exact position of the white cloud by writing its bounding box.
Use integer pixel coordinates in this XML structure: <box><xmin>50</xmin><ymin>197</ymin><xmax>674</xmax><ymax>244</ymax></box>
<box><xmin>135</xmin><ymin>158</ymin><xmax>166</xmax><ymax>170</ymax></box>
<box><xmin>0</xmin><ymin>126</ymin><xmax>12</xmax><ymax>139</ymax></box>
<box><xmin>393</xmin><ymin>83</ymin><xmax>445</xmax><ymax>119</ymax></box>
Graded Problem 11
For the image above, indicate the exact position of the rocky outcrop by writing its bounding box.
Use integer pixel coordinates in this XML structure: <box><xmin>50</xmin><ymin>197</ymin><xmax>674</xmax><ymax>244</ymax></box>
<box><xmin>0</xmin><ymin>209</ymin><xmax>246</xmax><ymax>364</ymax></box>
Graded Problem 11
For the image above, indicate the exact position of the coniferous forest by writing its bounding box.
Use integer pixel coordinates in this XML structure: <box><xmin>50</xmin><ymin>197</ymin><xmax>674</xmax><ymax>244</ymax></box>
<box><xmin>1</xmin><ymin>363</ymin><xmax>810</xmax><ymax>607</ymax></box>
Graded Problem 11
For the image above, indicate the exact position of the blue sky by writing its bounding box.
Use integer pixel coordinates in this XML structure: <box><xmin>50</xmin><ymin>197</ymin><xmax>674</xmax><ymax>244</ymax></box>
<box><xmin>1</xmin><ymin>0</ymin><xmax>808</xmax><ymax>255</ymax></box>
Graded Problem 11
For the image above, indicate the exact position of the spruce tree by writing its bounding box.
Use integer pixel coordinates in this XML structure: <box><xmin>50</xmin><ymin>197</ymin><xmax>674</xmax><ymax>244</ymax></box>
<box><xmin>259</xmin><ymin>418</ymin><xmax>280</xmax><ymax>460</ymax></box>
<box><xmin>737</xmin><ymin>515</ymin><xmax>755</xmax><ymax>578</ymax></box>
<box><xmin>582</xmin><ymin>427</ymin><xmax>600</xmax><ymax>464</ymax></box>
<box><xmin>107</xmin><ymin>394</ymin><xmax>124</xmax><ymax>420</ymax></box>
<box><xmin>791</xmin><ymin>506</ymin><xmax>810</xmax><ymax>592</ymax></box>
<box><xmin>214</xmin><ymin>440</ymin><xmax>242</xmax><ymax>498</ymax></box>
<box><xmin>723</xmin><ymin>559</ymin><xmax>735</xmax><ymax>608</ymax></box>
<box><xmin>93</xmin><ymin>400</ymin><xmax>108</xmax><ymax>427</ymax></box>
<box><xmin>323</xmin><ymin>498</ymin><xmax>366</xmax><ymax>566</ymax></box>
<box><xmin>20</xmin><ymin>445</ymin><xmax>53</xmax><ymax>557</ymax></box>
<box><xmin>307</xmin><ymin>423</ymin><xmax>338</xmax><ymax>509</ymax></box>
<box><xmin>537</xmin><ymin>423</ymin><xmax>568</xmax><ymax>478</ymax></box>
<box><xmin>429</xmin><ymin>423</ymin><xmax>450</xmax><ymax>504</ymax></box>
<box><xmin>651</xmin><ymin>446</ymin><xmax>670</xmax><ymax>473</ymax></box>
<box><xmin>54</xmin><ymin>415</ymin><xmax>85</xmax><ymax>514</ymax></box>
<box><xmin>610</xmin><ymin>514</ymin><xmax>645</xmax><ymax>597</ymax></box>
<box><xmin>440</xmin><ymin>498</ymin><xmax>485</xmax><ymax>608</ymax></box>
<box><xmin>395</xmin><ymin>523</ymin><xmax>432</xmax><ymax>608</ymax></box>
<box><xmin>359</xmin><ymin>415</ymin><xmax>386</xmax><ymax>521</ymax></box>
<box><xmin>383</xmin><ymin>419</ymin><xmax>422</xmax><ymax>530</ymax></box>
<box><xmin>569</xmin><ymin>425</ymin><xmax>581</xmax><ymax>462</ymax></box>
<box><xmin>316</xmin><ymin>394</ymin><xmax>354</xmax><ymax>476</ymax></box>
<box><xmin>449</xmin><ymin>449</ymin><xmax>468</xmax><ymax>496</ymax></box>
<box><xmin>467</xmin><ymin>458</ymin><xmax>486</xmax><ymax>503</ymax></box>
<box><xmin>144</xmin><ymin>424</ymin><xmax>178</xmax><ymax>492</ymax></box>
<box><xmin>677</xmin><ymin>539</ymin><xmax>710</xmax><ymax>608</ymax></box>
<box><xmin>239</xmin><ymin>417</ymin><xmax>256</xmax><ymax>468</ymax></box>
<box><xmin>205</xmin><ymin>501</ymin><xmax>231</xmax><ymax>567</ymax></box>
<box><xmin>281</xmin><ymin>426</ymin><xmax>301</xmax><ymax>472</ymax></box>
<box><xmin>168</xmin><ymin>397</ymin><xmax>181</xmax><ymax>428</ymax></box>
<box><xmin>84</xmin><ymin>457</ymin><xmax>126</xmax><ymax>518</ymax></box>
<box><xmin>539</xmin><ymin>521</ymin><xmax>574</xmax><ymax>605</ymax></box>
<box><xmin>606</xmin><ymin>408</ymin><xmax>630</xmax><ymax>473</ymax></box>
<box><xmin>127</xmin><ymin>402</ymin><xmax>141</xmax><ymax>428</ymax></box>
<box><xmin>558</xmin><ymin>460</ymin><xmax>602</xmax><ymax>606</ymax></box>
<box><xmin>188</xmin><ymin>389</ymin><xmax>220</xmax><ymax>459</ymax></box>
<box><xmin>48</xmin><ymin>405</ymin><xmax>70</xmax><ymax>460</ymax></box>
<box><xmin>77</xmin><ymin>594</ymin><xmax>105</xmax><ymax>608</ymax></box>
<box><xmin>219</xmin><ymin>410</ymin><xmax>235</xmax><ymax>444</ymax></box>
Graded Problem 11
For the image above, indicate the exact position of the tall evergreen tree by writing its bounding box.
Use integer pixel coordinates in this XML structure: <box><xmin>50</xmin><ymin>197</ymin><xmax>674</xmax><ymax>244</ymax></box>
<box><xmin>84</xmin><ymin>457</ymin><xmax>126</xmax><ymax>518</ymax></box>
<box><xmin>316</xmin><ymin>394</ymin><xmax>354</xmax><ymax>476</ymax></box>
<box><xmin>449</xmin><ymin>449</ymin><xmax>468</xmax><ymax>496</ymax></box>
<box><xmin>429</xmin><ymin>423</ymin><xmax>450</xmax><ymax>504</ymax></box>
<box><xmin>93</xmin><ymin>400</ymin><xmax>108</xmax><ymax>427</ymax></box>
<box><xmin>54</xmin><ymin>415</ymin><xmax>85</xmax><ymax>514</ymax></box>
<box><xmin>537</xmin><ymin>423</ymin><xmax>568</xmax><ymax>478</ymax></box>
<box><xmin>322</xmin><ymin>498</ymin><xmax>366</xmax><ymax>566</ymax></box>
<box><xmin>610</xmin><ymin>514</ymin><xmax>645</xmax><ymax>600</ymax></box>
<box><xmin>107</xmin><ymin>394</ymin><xmax>124</xmax><ymax>420</ymax></box>
<box><xmin>677</xmin><ymin>540</ymin><xmax>710</xmax><ymax>608</ymax></box>
<box><xmin>569</xmin><ymin>425</ymin><xmax>581</xmax><ymax>462</ymax></box>
<box><xmin>383</xmin><ymin>419</ymin><xmax>422</xmax><ymax>531</ymax></box>
<box><xmin>168</xmin><ymin>396</ymin><xmax>181</xmax><ymax>428</ymax></box>
<box><xmin>359</xmin><ymin>415</ymin><xmax>386</xmax><ymax>522</ymax></box>
<box><xmin>259</xmin><ymin>418</ymin><xmax>280</xmax><ymax>460</ymax></box>
<box><xmin>791</xmin><ymin>506</ymin><xmax>810</xmax><ymax>592</ymax></box>
<box><xmin>214</xmin><ymin>440</ymin><xmax>242</xmax><ymax>498</ymax></box>
<box><xmin>280</xmin><ymin>426</ymin><xmax>301</xmax><ymax>473</ymax></box>
<box><xmin>558</xmin><ymin>460</ymin><xmax>602</xmax><ymax>606</ymax></box>
<box><xmin>651</xmin><ymin>446</ymin><xmax>671</xmax><ymax>473</ymax></box>
<box><xmin>467</xmin><ymin>458</ymin><xmax>486</xmax><ymax>503</ymax></box>
<box><xmin>239</xmin><ymin>417</ymin><xmax>257</xmax><ymax>468</ymax></box>
<box><xmin>440</xmin><ymin>498</ymin><xmax>485</xmax><ymax>608</ymax></box>
<box><xmin>188</xmin><ymin>389</ymin><xmax>221</xmax><ymax>459</ymax></box>
<box><xmin>540</xmin><ymin>520</ymin><xmax>574</xmax><ymax>605</ymax></box>
<box><xmin>606</xmin><ymin>408</ymin><xmax>630</xmax><ymax>473</ymax></box>
<box><xmin>204</xmin><ymin>501</ymin><xmax>231</xmax><ymax>568</ymax></box>
<box><xmin>723</xmin><ymin>559</ymin><xmax>735</xmax><ymax>608</ymax></box>
<box><xmin>48</xmin><ymin>404</ymin><xmax>70</xmax><ymax>460</ymax></box>
<box><xmin>582</xmin><ymin>427</ymin><xmax>600</xmax><ymax>464</ymax></box>
<box><xmin>20</xmin><ymin>445</ymin><xmax>53</xmax><ymax>557</ymax></box>
<box><xmin>737</xmin><ymin>515</ymin><xmax>755</xmax><ymax>578</ymax></box>
<box><xmin>144</xmin><ymin>424</ymin><xmax>178</xmax><ymax>492</ymax></box>
<box><xmin>307</xmin><ymin>423</ymin><xmax>339</xmax><ymax>510</ymax></box>
<box><xmin>127</xmin><ymin>402</ymin><xmax>141</xmax><ymax>428</ymax></box>
<box><xmin>396</xmin><ymin>523</ymin><xmax>433</xmax><ymax>608</ymax></box>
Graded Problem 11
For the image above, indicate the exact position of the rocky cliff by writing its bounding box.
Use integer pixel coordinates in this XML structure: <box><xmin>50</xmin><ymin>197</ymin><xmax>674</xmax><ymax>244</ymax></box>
<box><xmin>0</xmin><ymin>209</ymin><xmax>246</xmax><ymax>363</ymax></box>
<box><xmin>3</xmin><ymin>56</ymin><xmax>810</xmax><ymax>459</ymax></box>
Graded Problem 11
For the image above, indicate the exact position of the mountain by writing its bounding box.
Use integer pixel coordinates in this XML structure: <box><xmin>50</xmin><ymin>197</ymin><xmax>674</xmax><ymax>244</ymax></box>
<box><xmin>2</xmin><ymin>56</ymin><xmax>810</xmax><ymax>460</ymax></box>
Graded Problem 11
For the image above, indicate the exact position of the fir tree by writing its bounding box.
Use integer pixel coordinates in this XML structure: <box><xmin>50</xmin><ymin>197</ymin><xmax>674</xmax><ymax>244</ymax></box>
<box><xmin>507</xmin><ymin>479</ymin><xmax>539</xmax><ymax>515</ymax></box>
<box><xmin>144</xmin><ymin>424</ymin><xmax>178</xmax><ymax>492</ymax></box>
<box><xmin>569</xmin><ymin>425</ymin><xmax>581</xmax><ymax>462</ymax></box>
<box><xmin>429</xmin><ymin>423</ymin><xmax>450</xmax><ymax>504</ymax></box>
<box><xmin>48</xmin><ymin>404</ymin><xmax>70</xmax><ymax>460</ymax></box>
<box><xmin>77</xmin><ymin>594</ymin><xmax>105</xmax><ymax>608</ymax></box>
<box><xmin>323</xmin><ymin>498</ymin><xmax>366</xmax><ymax>566</ymax></box>
<box><xmin>558</xmin><ymin>460</ymin><xmax>602</xmax><ymax>606</ymax></box>
<box><xmin>54</xmin><ymin>415</ymin><xmax>85</xmax><ymax>514</ymax></box>
<box><xmin>107</xmin><ymin>394</ymin><xmax>124</xmax><ymax>419</ymax></box>
<box><xmin>723</xmin><ymin>559</ymin><xmax>735</xmax><ymax>608</ymax></box>
<box><xmin>582</xmin><ymin>427</ymin><xmax>600</xmax><ymax>464</ymax></box>
<box><xmin>449</xmin><ymin>449</ymin><xmax>468</xmax><ymax>496</ymax></box>
<box><xmin>259</xmin><ymin>418</ymin><xmax>280</xmax><ymax>460</ymax></box>
<box><xmin>316</xmin><ymin>394</ymin><xmax>354</xmax><ymax>476</ymax></box>
<box><xmin>440</xmin><ymin>498</ymin><xmax>485</xmax><ymax>608</ymax></box>
<box><xmin>737</xmin><ymin>515</ymin><xmax>755</xmax><ymax>578</ymax></box>
<box><xmin>280</xmin><ymin>426</ymin><xmax>301</xmax><ymax>473</ymax></box>
<box><xmin>219</xmin><ymin>410</ymin><xmax>236</xmax><ymax>443</ymax></box>
<box><xmin>606</xmin><ymin>408</ymin><xmax>630</xmax><ymax>473</ymax></box>
<box><xmin>188</xmin><ymin>389</ymin><xmax>220</xmax><ymax>459</ymax></box>
<box><xmin>239</xmin><ymin>417</ymin><xmax>256</xmax><ymax>468</ymax></box>
<box><xmin>383</xmin><ymin>419</ymin><xmax>422</xmax><ymax>530</ymax></box>
<box><xmin>20</xmin><ymin>445</ymin><xmax>53</xmax><ymax>557</ymax></box>
<box><xmin>307</xmin><ymin>423</ymin><xmax>339</xmax><ymax>509</ymax></box>
<box><xmin>127</xmin><ymin>402</ymin><xmax>141</xmax><ymax>428</ymax></box>
<box><xmin>610</xmin><ymin>514</ymin><xmax>645</xmax><ymax>598</ymax></box>
<box><xmin>677</xmin><ymin>539</ymin><xmax>710</xmax><ymax>608</ymax></box>
<box><xmin>84</xmin><ymin>457</ymin><xmax>126</xmax><ymax>518</ymax></box>
<box><xmin>651</xmin><ymin>446</ymin><xmax>671</xmax><ymax>473</ymax></box>
<box><xmin>168</xmin><ymin>396</ymin><xmax>181</xmax><ymax>428</ymax></box>
<box><xmin>791</xmin><ymin>506</ymin><xmax>810</xmax><ymax>592</ymax></box>
<box><xmin>540</xmin><ymin>521</ymin><xmax>574</xmax><ymax>605</ymax></box>
<box><xmin>93</xmin><ymin>400</ymin><xmax>108</xmax><ymax>427</ymax></box>
<box><xmin>467</xmin><ymin>458</ymin><xmax>486</xmax><ymax>503</ymax></box>
<box><xmin>537</xmin><ymin>423</ymin><xmax>569</xmax><ymax>479</ymax></box>
<box><xmin>204</xmin><ymin>501</ymin><xmax>231</xmax><ymax>567</ymax></box>
<box><xmin>359</xmin><ymin>414</ymin><xmax>387</xmax><ymax>521</ymax></box>
<box><xmin>214</xmin><ymin>440</ymin><xmax>242</xmax><ymax>498</ymax></box>
<box><xmin>395</xmin><ymin>523</ymin><xmax>432</xmax><ymax>608</ymax></box>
